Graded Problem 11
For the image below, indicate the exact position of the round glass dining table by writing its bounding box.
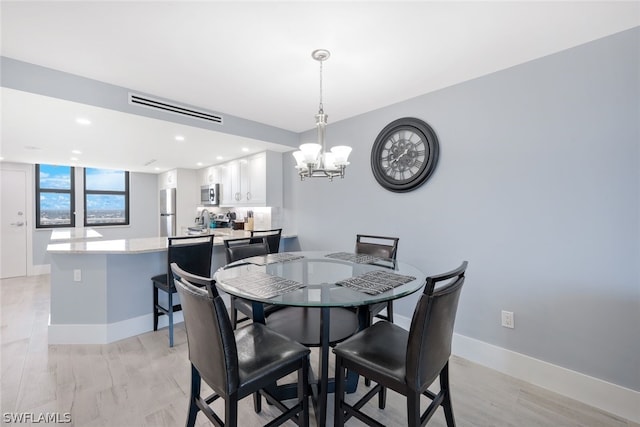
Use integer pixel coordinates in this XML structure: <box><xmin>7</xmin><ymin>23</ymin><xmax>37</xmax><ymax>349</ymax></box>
<box><xmin>214</xmin><ymin>251</ymin><xmax>426</xmax><ymax>426</ymax></box>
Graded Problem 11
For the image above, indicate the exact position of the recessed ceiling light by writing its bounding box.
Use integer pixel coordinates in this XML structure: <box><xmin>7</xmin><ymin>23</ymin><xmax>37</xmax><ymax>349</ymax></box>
<box><xmin>242</xmin><ymin>148</ymin><xmax>249</xmax><ymax>152</ymax></box>
<box><xmin>76</xmin><ymin>118</ymin><xmax>91</xmax><ymax>125</ymax></box>
<box><xmin>25</xmin><ymin>145</ymin><xmax>42</xmax><ymax>150</ymax></box>
<box><xmin>175</xmin><ymin>135</ymin><xmax>185</xmax><ymax>141</ymax></box>
<box><xmin>71</xmin><ymin>150</ymin><xmax>82</xmax><ymax>154</ymax></box>
<box><xmin>70</xmin><ymin>157</ymin><xmax>78</xmax><ymax>161</ymax></box>
<box><xmin>0</xmin><ymin>157</ymin><xmax>4</xmax><ymax>161</ymax></box>
<box><xmin>196</xmin><ymin>162</ymin><xmax>203</xmax><ymax>167</ymax></box>
<box><xmin>154</xmin><ymin>167</ymin><xmax>160</xmax><ymax>171</ymax></box>
<box><xmin>216</xmin><ymin>156</ymin><xmax>223</xmax><ymax>160</ymax></box>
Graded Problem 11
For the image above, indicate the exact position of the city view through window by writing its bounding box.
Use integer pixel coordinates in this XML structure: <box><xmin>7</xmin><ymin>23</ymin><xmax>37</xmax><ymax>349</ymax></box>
<box><xmin>37</xmin><ymin>165</ymin><xmax>128</xmax><ymax>227</ymax></box>
<box><xmin>38</xmin><ymin>165</ymin><xmax>74</xmax><ymax>227</ymax></box>
<box><xmin>85</xmin><ymin>168</ymin><xmax>127</xmax><ymax>225</ymax></box>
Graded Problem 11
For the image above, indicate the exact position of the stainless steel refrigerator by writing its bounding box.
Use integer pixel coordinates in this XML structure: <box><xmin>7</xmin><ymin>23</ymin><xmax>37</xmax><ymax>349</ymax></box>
<box><xmin>160</xmin><ymin>188</ymin><xmax>177</xmax><ymax>237</ymax></box>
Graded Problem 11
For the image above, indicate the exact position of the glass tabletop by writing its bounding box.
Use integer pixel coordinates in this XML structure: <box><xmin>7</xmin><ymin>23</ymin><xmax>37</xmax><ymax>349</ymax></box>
<box><xmin>213</xmin><ymin>251</ymin><xmax>426</xmax><ymax>308</ymax></box>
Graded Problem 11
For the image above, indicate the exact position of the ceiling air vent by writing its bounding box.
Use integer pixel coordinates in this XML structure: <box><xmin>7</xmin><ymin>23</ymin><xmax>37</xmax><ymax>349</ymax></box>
<box><xmin>128</xmin><ymin>93</ymin><xmax>223</xmax><ymax>125</ymax></box>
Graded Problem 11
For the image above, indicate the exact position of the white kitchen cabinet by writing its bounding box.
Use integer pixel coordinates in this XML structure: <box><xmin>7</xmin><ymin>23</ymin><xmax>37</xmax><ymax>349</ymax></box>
<box><xmin>196</xmin><ymin>165</ymin><xmax>221</xmax><ymax>186</ymax></box>
<box><xmin>218</xmin><ymin>151</ymin><xmax>282</xmax><ymax>207</ymax></box>
<box><xmin>218</xmin><ymin>162</ymin><xmax>234</xmax><ymax>205</ymax></box>
<box><xmin>246</xmin><ymin>152</ymin><xmax>267</xmax><ymax>204</ymax></box>
<box><xmin>206</xmin><ymin>166</ymin><xmax>220</xmax><ymax>185</ymax></box>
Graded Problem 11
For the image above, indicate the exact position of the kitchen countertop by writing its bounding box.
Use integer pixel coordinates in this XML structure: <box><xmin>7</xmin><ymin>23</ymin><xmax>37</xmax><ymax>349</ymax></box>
<box><xmin>50</xmin><ymin>228</ymin><xmax>103</xmax><ymax>241</ymax></box>
<box><xmin>47</xmin><ymin>229</ymin><xmax>297</xmax><ymax>254</ymax></box>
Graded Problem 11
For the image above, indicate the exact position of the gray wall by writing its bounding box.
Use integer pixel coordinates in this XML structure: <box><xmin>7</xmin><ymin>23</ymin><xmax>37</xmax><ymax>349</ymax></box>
<box><xmin>286</xmin><ymin>28</ymin><xmax>640</xmax><ymax>391</ymax></box>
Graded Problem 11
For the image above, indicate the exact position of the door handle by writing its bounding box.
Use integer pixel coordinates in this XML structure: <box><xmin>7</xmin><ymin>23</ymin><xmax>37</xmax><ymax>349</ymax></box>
<box><xmin>10</xmin><ymin>221</ymin><xmax>25</xmax><ymax>226</ymax></box>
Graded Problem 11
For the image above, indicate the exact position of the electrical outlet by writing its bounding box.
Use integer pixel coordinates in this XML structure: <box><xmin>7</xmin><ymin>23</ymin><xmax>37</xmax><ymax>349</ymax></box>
<box><xmin>501</xmin><ymin>310</ymin><xmax>514</xmax><ymax>329</ymax></box>
<box><xmin>73</xmin><ymin>269</ymin><xmax>82</xmax><ymax>282</ymax></box>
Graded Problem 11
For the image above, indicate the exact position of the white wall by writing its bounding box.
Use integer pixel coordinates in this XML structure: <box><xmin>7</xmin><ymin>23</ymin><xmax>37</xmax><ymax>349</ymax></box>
<box><xmin>286</xmin><ymin>27</ymin><xmax>640</xmax><ymax>392</ymax></box>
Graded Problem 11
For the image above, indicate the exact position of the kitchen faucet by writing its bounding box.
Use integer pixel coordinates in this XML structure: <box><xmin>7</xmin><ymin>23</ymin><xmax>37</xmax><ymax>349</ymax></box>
<box><xmin>200</xmin><ymin>209</ymin><xmax>210</xmax><ymax>228</ymax></box>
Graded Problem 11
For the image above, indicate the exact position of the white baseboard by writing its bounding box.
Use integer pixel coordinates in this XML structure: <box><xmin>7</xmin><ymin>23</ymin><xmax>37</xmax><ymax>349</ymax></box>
<box><xmin>48</xmin><ymin>312</ymin><xmax>184</xmax><ymax>345</ymax></box>
<box><xmin>394</xmin><ymin>314</ymin><xmax>639</xmax><ymax>424</ymax></box>
<box><xmin>47</xmin><ymin>297</ymin><xmax>233</xmax><ymax>345</ymax></box>
<box><xmin>30</xmin><ymin>263</ymin><xmax>50</xmax><ymax>276</ymax></box>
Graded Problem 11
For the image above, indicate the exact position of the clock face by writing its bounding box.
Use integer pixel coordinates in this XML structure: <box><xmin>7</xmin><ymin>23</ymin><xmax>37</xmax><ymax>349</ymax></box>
<box><xmin>371</xmin><ymin>118</ymin><xmax>439</xmax><ymax>192</ymax></box>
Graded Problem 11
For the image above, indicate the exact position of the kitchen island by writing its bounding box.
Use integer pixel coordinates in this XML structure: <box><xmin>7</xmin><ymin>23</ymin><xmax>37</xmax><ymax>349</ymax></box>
<box><xmin>47</xmin><ymin>229</ymin><xmax>298</xmax><ymax>344</ymax></box>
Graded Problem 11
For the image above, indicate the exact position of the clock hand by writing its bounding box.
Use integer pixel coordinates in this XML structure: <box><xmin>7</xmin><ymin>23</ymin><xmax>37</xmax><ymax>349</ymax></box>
<box><xmin>390</xmin><ymin>146</ymin><xmax>410</xmax><ymax>164</ymax></box>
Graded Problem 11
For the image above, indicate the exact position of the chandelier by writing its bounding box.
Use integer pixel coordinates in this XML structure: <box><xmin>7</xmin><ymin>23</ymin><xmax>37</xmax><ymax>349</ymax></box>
<box><xmin>293</xmin><ymin>49</ymin><xmax>352</xmax><ymax>181</ymax></box>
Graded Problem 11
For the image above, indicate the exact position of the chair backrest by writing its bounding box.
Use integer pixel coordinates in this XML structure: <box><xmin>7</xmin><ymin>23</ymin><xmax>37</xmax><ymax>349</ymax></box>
<box><xmin>355</xmin><ymin>234</ymin><xmax>399</xmax><ymax>260</ymax></box>
<box><xmin>250</xmin><ymin>228</ymin><xmax>282</xmax><ymax>254</ymax></box>
<box><xmin>406</xmin><ymin>261</ymin><xmax>468</xmax><ymax>392</ymax></box>
<box><xmin>171</xmin><ymin>263</ymin><xmax>239</xmax><ymax>396</ymax></box>
<box><xmin>167</xmin><ymin>235</ymin><xmax>214</xmax><ymax>279</ymax></box>
<box><xmin>223</xmin><ymin>236</ymin><xmax>269</xmax><ymax>264</ymax></box>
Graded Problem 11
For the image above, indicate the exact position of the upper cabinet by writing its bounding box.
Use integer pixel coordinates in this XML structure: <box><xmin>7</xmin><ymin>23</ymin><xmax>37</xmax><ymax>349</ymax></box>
<box><xmin>246</xmin><ymin>153</ymin><xmax>267</xmax><ymax>204</ymax></box>
<box><xmin>202</xmin><ymin>166</ymin><xmax>220</xmax><ymax>186</ymax></box>
<box><xmin>198</xmin><ymin>151</ymin><xmax>283</xmax><ymax>208</ymax></box>
<box><xmin>159</xmin><ymin>169</ymin><xmax>177</xmax><ymax>189</ymax></box>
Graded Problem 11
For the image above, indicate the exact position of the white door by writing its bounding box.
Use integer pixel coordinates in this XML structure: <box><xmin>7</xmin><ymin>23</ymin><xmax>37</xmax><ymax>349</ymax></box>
<box><xmin>0</xmin><ymin>169</ymin><xmax>27</xmax><ymax>278</ymax></box>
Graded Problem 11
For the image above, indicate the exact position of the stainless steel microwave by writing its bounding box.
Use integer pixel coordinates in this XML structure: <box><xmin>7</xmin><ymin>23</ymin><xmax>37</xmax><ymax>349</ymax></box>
<box><xmin>200</xmin><ymin>184</ymin><xmax>219</xmax><ymax>206</ymax></box>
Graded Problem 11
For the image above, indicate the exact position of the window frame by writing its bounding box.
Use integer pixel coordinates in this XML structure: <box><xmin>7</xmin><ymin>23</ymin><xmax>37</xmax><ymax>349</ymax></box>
<box><xmin>83</xmin><ymin>168</ymin><xmax>130</xmax><ymax>227</ymax></box>
<box><xmin>35</xmin><ymin>164</ymin><xmax>76</xmax><ymax>229</ymax></box>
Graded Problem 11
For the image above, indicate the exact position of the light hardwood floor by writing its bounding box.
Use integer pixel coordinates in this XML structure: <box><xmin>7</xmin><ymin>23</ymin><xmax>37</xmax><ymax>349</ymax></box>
<box><xmin>1</xmin><ymin>274</ymin><xmax>636</xmax><ymax>427</ymax></box>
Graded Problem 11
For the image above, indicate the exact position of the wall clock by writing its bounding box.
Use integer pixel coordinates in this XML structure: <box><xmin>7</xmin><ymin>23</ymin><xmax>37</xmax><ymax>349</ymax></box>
<box><xmin>370</xmin><ymin>117</ymin><xmax>439</xmax><ymax>192</ymax></box>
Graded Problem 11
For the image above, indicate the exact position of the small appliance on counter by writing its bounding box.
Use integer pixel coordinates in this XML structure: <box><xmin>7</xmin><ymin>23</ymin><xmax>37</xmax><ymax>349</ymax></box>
<box><xmin>213</xmin><ymin>213</ymin><xmax>231</xmax><ymax>228</ymax></box>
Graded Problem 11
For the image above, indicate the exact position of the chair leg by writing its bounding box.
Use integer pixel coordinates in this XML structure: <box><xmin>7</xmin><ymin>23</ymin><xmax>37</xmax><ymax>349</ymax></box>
<box><xmin>378</xmin><ymin>384</ymin><xmax>386</xmax><ymax>409</ymax></box>
<box><xmin>362</xmin><ymin>309</ymin><xmax>374</xmax><ymax>388</ymax></box>
<box><xmin>334</xmin><ymin>355</ymin><xmax>345</xmax><ymax>427</ymax></box>
<box><xmin>299</xmin><ymin>356</ymin><xmax>309</xmax><ymax>427</ymax></box>
<box><xmin>440</xmin><ymin>362</ymin><xmax>456</xmax><ymax>427</ymax></box>
<box><xmin>152</xmin><ymin>286</ymin><xmax>159</xmax><ymax>331</ymax></box>
<box><xmin>407</xmin><ymin>391</ymin><xmax>421</xmax><ymax>427</ymax></box>
<box><xmin>225</xmin><ymin>395</ymin><xmax>238</xmax><ymax>427</ymax></box>
<box><xmin>230</xmin><ymin>297</ymin><xmax>238</xmax><ymax>329</ymax></box>
<box><xmin>253</xmin><ymin>392</ymin><xmax>261</xmax><ymax>413</ymax></box>
<box><xmin>387</xmin><ymin>301</ymin><xmax>394</xmax><ymax>323</ymax></box>
<box><xmin>186</xmin><ymin>364</ymin><xmax>201</xmax><ymax>427</ymax></box>
<box><xmin>168</xmin><ymin>291</ymin><xmax>174</xmax><ymax>347</ymax></box>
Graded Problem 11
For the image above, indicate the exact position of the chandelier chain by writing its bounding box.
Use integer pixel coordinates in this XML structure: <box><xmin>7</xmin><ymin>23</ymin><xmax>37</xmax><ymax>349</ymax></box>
<box><xmin>318</xmin><ymin>60</ymin><xmax>324</xmax><ymax>114</ymax></box>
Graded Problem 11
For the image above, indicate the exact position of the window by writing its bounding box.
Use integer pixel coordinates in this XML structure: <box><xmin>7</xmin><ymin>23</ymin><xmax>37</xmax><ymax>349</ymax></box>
<box><xmin>84</xmin><ymin>168</ymin><xmax>130</xmax><ymax>226</ymax></box>
<box><xmin>36</xmin><ymin>164</ymin><xmax>75</xmax><ymax>228</ymax></box>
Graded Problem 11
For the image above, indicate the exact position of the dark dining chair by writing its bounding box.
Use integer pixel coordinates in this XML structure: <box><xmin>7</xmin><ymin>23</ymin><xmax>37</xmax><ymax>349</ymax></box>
<box><xmin>224</xmin><ymin>236</ymin><xmax>269</xmax><ymax>266</ymax></box>
<box><xmin>355</xmin><ymin>234</ymin><xmax>400</xmax><ymax>324</ymax></box>
<box><xmin>171</xmin><ymin>263</ymin><xmax>310</xmax><ymax>427</ymax></box>
<box><xmin>223</xmin><ymin>236</ymin><xmax>283</xmax><ymax>328</ymax></box>
<box><xmin>151</xmin><ymin>234</ymin><xmax>214</xmax><ymax>347</ymax></box>
<box><xmin>250</xmin><ymin>228</ymin><xmax>282</xmax><ymax>253</ymax></box>
<box><xmin>333</xmin><ymin>261</ymin><xmax>468</xmax><ymax>427</ymax></box>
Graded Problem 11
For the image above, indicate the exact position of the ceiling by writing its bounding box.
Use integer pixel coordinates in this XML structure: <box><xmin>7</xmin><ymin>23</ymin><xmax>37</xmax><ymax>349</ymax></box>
<box><xmin>1</xmin><ymin>1</ymin><xmax>638</xmax><ymax>173</ymax></box>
